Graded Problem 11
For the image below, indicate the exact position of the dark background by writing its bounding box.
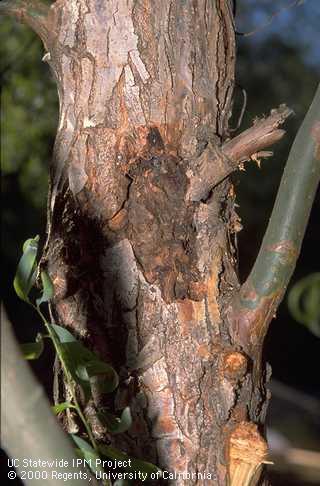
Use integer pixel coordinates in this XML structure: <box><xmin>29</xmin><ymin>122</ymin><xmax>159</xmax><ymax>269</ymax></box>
<box><xmin>1</xmin><ymin>0</ymin><xmax>319</xmax><ymax>484</ymax></box>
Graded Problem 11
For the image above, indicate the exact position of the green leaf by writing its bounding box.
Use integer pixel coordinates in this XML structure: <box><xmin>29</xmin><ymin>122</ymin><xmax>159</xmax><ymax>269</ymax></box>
<box><xmin>98</xmin><ymin>445</ymin><xmax>127</xmax><ymax>462</ymax></box>
<box><xmin>97</xmin><ymin>407</ymin><xmax>132</xmax><ymax>434</ymax></box>
<box><xmin>98</xmin><ymin>445</ymin><xmax>162</xmax><ymax>477</ymax></box>
<box><xmin>288</xmin><ymin>273</ymin><xmax>320</xmax><ymax>337</ymax></box>
<box><xmin>71</xmin><ymin>435</ymin><xmax>104</xmax><ymax>476</ymax></box>
<box><xmin>20</xmin><ymin>333</ymin><xmax>44</xmax><ymax>360</ymax></box>
<box><xmin>51</xmin><ymin>324</ymin><xmax>90</xmax><ymax>398</ymax></box>
<box><xmin>51</xmin><ymin>324</ymin><xmax>77</xmax><ymax>343</ymax></box>
<box><xmin>13</xmin><ymin>235</ymin><xmax>39</xmax><ymax>302</ymax></box>
<box><xmin>52</xmin><ymin>402</ymin><xmax>76</xmax><ymax>415</ymax></box>
<box><xmin>51</xmin><ymin>326</ymin><xmax>91</xmax><ymax>399</ymax></box>
<box><xmin>22</xmin><ymin>237</ymin><xmax>37</xmax><ymax>253</ymax></box>
<box><xmin>36</xmin><ymin>270</ymin><xmax>54</xmax><ymax>306</ymax></box>
<box><xmin>86</xmin><ymin>361</ymin><xmax>119</xmax><ymax>393</ymax></box>
<box><xmin>126</xmin><ymin>457</ymin><xmax>162</xmax><ymax>477</ymax></box>
<box><xmin>51</xmin><ymin>324</ymin><xmax>119</xmax><ymax>400</ymax></box>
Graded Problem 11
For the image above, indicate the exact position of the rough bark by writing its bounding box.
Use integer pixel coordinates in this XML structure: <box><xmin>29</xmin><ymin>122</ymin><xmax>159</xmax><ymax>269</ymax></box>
<box><xmin>2</xmin><ymin>1</ymin><xmax>297</xmax><ymax>484</ymax></box>
<box><xmin>45</xmin><ymin>2</ymin><xmax>238</xmax><ymax>481</ymax></box>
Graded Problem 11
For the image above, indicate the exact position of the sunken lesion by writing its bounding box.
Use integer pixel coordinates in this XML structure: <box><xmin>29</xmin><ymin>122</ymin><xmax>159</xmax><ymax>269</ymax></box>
<box><xmin>124</xmin><ymin>128</ymin><xmax>204</xmax><ymax>303</ymax></box>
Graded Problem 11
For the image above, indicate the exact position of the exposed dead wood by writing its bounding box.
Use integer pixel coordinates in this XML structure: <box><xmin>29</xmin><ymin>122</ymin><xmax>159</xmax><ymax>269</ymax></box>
<box><xmin>228</xmin><ymin>422</ymin><xmax>269</xmax><ymax>486</ymax></box>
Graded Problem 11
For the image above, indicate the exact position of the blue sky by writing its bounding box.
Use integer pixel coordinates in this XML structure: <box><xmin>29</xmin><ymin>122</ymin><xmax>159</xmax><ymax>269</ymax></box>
<box><xmin>237</xmin><ymin>0</ymin><xmax>320</xmax><ymax>70</ymax></box>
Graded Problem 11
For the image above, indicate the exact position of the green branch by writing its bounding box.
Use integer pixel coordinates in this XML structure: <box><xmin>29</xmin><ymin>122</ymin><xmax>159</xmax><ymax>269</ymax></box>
<box><xmin>228</xmin><ymin>84</ymin><xmax>320</xmax><ymax>354</ymax></box>
<box><xmin>0</xmin><ymin>0</ymin><xmax>50</xmax><ymax>42</ymax></box>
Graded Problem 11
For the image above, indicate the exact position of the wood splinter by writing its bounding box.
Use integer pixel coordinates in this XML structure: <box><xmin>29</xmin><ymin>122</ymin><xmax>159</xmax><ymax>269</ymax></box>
<box><xmin>228</xmin><ymin>422</ymin><xmax>271</xmax><ymax>486</ymax></box>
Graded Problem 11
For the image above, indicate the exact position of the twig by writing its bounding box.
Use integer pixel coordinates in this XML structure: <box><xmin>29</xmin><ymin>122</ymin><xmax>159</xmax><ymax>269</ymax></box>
<box><xmin>35</xmin><ymin>305</ymin><xmax>99</xmax><ymax>452</ymax></box>
<box><xmin>236</xmin><ymin>0</ymin><xmax>304</xmax><ymax>37</ymax></box>
<box><xmin>284</xmin><ymin>448</ymin><xmax>320</xmax><ymax>471</ymax></box>
<box><xmin>230</xmin><ymin>87</ymin><xmax>247</xmax><ymax>132</ymax></box>
<box><xmin>0</xmin><ymin>0</ymin><xmax>50</xmax><ymax>43</ymax></box>
<box><xmin>270</xmin><ymin>448</ymin><xmax>320</xmax><ymax>482</ymax></box>
<box><xmin>270</xmin><ymin>379</ymin><xmax>320</xmax><ymax>417</ymax></box>
<box><xmin>187</xmin><ymin>105</ymin><xmax>293</xmax><ymax>201</ymax></box>
<box><xmin>227</xmin><ymin>84</ymin><xmax>320</xmax><ymax>354</ymax></box>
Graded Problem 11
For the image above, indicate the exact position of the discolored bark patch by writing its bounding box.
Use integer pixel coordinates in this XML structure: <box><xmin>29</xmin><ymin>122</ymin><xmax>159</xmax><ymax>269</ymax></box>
<box><xmin>126</xmin><ymin>137</ymin><xmax>201</xmax><ymax>303</ymax></box>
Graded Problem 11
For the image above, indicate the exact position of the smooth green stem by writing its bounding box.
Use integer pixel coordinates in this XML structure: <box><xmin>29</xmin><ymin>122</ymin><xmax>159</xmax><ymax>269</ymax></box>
<box><xmin>1</xmin><ymin>306</ymin><xmax>90</xmax><ymax>486</ymax></box>
<box><xmin>33</xmin><ymin>304</ymin><xmax>98</xmax><ymax>452</ymax></box>
<box><xmin>247</xmin><ymin>83</ymin><xmax>320</xmax><ymax>298</ymax></box>
<box><xmin>231</xmin><ymin>84</ymin><xmax>320</xmax><ymax>351</ymax></box>
<box><xmin>72</xmin><ymin>394</ymin><xmax>98</xmax><ymax>453</ymax></box>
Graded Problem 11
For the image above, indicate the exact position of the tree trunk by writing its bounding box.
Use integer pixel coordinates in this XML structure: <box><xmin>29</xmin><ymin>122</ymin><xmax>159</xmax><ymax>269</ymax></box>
<box><xmin>46</xmin><ymin>1</ymin><xmax>243</xmax><ymax>482</ymax></box>
<box><xmin>3</xmin><ymin>1</ymin><xmax>302</xmax><ymax>484</ymax></box>
<box><xmin>45</xmin><ymin>0</ymin><xmax>270</xmax><ymax>482</ymax></box>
